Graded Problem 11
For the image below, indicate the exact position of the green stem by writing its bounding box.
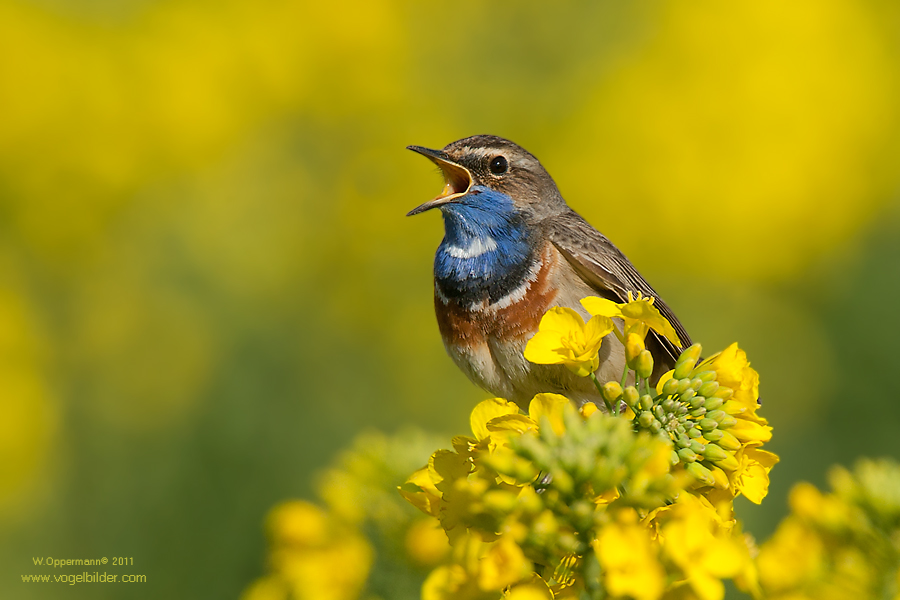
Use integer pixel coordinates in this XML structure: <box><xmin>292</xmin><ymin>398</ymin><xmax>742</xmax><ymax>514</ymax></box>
<box><xmin>589</xmin><ymin>373</ymin><xmax>616</xmax><ymax>415</ymax></box>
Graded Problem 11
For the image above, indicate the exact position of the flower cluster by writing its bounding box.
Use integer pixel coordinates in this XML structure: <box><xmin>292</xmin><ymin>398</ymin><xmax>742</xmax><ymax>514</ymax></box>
<box><xmin>757</xmin><ymin>458</ymin><xmax>900</xmax><ymax>599</ymax></box>
<box><xmin>242</xmin><ymin>430</ymin><xmax>449</xmax><ymax>600</ymax></box>
<box><xmin>400</xmin><ymin>294</ymin><xmax>777</xmax><ymax>599</ymax></box>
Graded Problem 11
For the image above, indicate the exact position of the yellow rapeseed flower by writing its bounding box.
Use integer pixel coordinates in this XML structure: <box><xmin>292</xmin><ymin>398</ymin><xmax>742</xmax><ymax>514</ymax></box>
<box><xmin>731</xmin><ymin>447</ymin><xmax>779</xmax><ymax>505</ymax></box>
<box><xmin>656</xmin><ymin>495</ymin><xmax>749</xmax><ymax>600</ymax></box>
<box><xmin>524</xmin><ymin>307</ymin><xmax>613</xmax><ymax>377</ymax></box>
<box><xmin>594</xmin><ymin>509</ymin><xmax>665</xmax><ymax>600</ymax></box>
<box><xmin>581</xmin><ymin>292</ymin><xmax>682</xmax><ymax>347</ymax></box>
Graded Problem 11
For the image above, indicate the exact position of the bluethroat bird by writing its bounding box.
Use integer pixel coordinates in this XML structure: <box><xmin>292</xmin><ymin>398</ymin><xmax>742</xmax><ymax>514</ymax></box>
<box><xmin>407</xmin><ymin>135</ymin><xmax>692</xmax><ymax>410</ymax></box>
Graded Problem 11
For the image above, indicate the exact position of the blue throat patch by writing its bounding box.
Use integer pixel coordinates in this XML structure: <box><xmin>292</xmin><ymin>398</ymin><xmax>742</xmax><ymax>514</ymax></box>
<box><xmin>434</xmin><ymin>185</ymin><xmax>535</xmax><ymax>305</ymax></box>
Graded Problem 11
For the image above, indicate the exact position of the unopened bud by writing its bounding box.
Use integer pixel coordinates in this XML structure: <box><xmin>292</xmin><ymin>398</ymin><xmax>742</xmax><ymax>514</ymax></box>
<box><xmin>662</xmin><ymin>378</ymin><xmax>679</xmax><ymax>396</ymax></box>
<box><xmin>624</xmin><ymin>331</ymin><xmax>645</xmax><ymax>366</ymax></box>
<box><xmin>699</xmin><ymin>418</ymin><xmax>719</xmax><ymax>431</ymax></box>
<box><xmin>719</xmin><ymin>416</ymin><xmax>737</xmax><ymax>429</ymax></box>
<box><xmin>622</xmin><ymin>386</ymin><xmax>640</xmax><ymax>409</ymax></box>
<box><xmin>707</xmin><ymin>409</ymin><xmax>726</xmax><ymax>423</ymax></box>
<box><xmin>703</xmin><ymin>396</ymin><xmax>724</xmax><ymax>411</ymax></box>
<box><xmin>677</xmin><ymin>447</ymin><xmax>698</xmax><ymax>463</ymax></box>
<box><xmin>698</xmin><ymin>381</ymin><xmax>719</xmax><ymax>398</ymax></box>
<box><xmin>714</xmin><ymin>387</ymin><xmax>734</xmax><ymax>400</ymax></box>
<box><xmin>704</xmin><ymin>428</ymin><xmax>724</xmax><ymax>441</ymax></box>
<box><xmin>602</xmin><ymin>381</ymin><xmax>623</xmax><ymax>404</ymax></box>
<box><xmin>639</xmin><ymin>394</ymin><xmax>654</xmax><ymax>411</ymax></box>
<box><xmin>712</xmin><ymin>452</ymin><xmax>740</xmax><ymax>471</ymax></box>
<box><xmin>687</xmin><ymin>427</ymin><xmax>702</xmax><ymax>439</ymax></box>
<box><xmin>677</xmin><ymin>378</ymin><xmax>693</xmax><ymax>394</ymax></box>
<box><xmin>717</xmin><ymin>430</ymin><xmax>741</xmax><ymax>451</ymax></box>
<box><xmin>690</xmin><ymin>378</ymin><xmax>704</xmax><ymax>391</ymax></box>
<box><xmin>638</xmin><ymin>411</ymin><xmax>655</xmax><ymax>428</ymax></box>
<box><xmin>695</xmin><ymin>370</ymin><xmax>717</xmax><ymax>383</ymax></box>
<box><xmin>689</xmin><ymin>440</ymin><xmax>706</xmax><ymax>454</ymax></box>
<box><xmin>690</xmin><ymin>407</ymin><xmax>707</xmax><ymax>418</ymax></box>
<box><xmin>673</xmin><ymin>344</ymin><xmax>703</xmax><ymax>379</ymax></box>
<box><xmin>686</xmin><ymin>462</ymin><xmax>715</xmax><ymax>486</ymax></box>
<box><xmin>702</xmin><ymin>443</ymin><xmax>730</xmax><ymax>463</ymax></box>
<box><xmin>635</xmin><ymin>350</ymin><xmax>654</xmax><ymax>380</ymax></box>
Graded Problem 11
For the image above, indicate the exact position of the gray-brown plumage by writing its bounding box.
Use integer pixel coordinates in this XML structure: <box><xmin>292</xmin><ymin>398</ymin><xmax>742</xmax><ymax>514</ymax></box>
<box><xmin>408</xmin><ymin>134</ymin><xmax>691</xmax><ymax>408</ymax></box>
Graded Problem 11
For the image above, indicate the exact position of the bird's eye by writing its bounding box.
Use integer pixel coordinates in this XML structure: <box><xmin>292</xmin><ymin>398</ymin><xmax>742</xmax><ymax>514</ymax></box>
<box><xmin>488</xmin><ymin>155</ymin><xmax>508</xmax><ymax>175</ymax></box>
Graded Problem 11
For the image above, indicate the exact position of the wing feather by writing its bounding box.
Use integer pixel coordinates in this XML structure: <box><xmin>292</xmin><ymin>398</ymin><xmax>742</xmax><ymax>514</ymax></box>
<box><xmin>545</xmin><ymin>209</ymin><xmax>692</xmax><ymax>367</ymax></box>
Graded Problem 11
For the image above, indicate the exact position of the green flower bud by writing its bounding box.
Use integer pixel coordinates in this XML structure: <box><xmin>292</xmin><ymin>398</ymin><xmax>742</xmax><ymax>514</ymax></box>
<box><xmin>689</xmin><ymin>395</ymin><xmax>706</xmax><ymax>409</ymax></box>
<box><xmin>687</xmin><ymin>427</ymin><xmax>702</xmax><ymax>439</ymax></box>
<box><xmin>640</xmin><ymin>394</ymin><xmax>654</xmax><ymax>411</ymax></box>
<box><xmin>690</xmin><ymin>378</ymin><xmax>704</xmax><ymax>391</ymax></box>
<box><xmin>622</xmin><ymin>386</ymin><xmax>640</xmax><ymax>409</ymax></box>
<box><xmin>681</xmin><ymin>388</ymin><xmax>697</xmax><ymax>404</ymax></box>
<box><xmin>635</xmin><ymin>349</ymin><xmax>654</xmax><ymax>380</ymax></box>
<box><xmin>670</xmin><ymin>450</ymin><xmax>680</xmax><ymax>466</ymax></box>
<box><xmin>624</xmin><ymin>331</ymin><xmax>645</xmax><ymax>366</ymax></box>
<box><xmin>676</xmin><ymin>405</ymin><xmax>688</xmax><ymax>416</ymax></box>
<box><xmin>714</xmin><ymin>387</ymin><xmax>734</xmax><ymax>400</ymax></box>
<box><xmin>638</xmin><ymin>411</ymin><xmax>655</xmax><ymax>428</ymax></box>
<box><xmin>686</xmin><ymin>462</ymin><xmax>715</xmax><ymax>486</ymax></box>
<box><xmin>702</xmin><ymin>443</ymin><xmax>730</xmax><ymax>462</ymax></box>
<box><xmin>653</xmin><ymin>405</ymin><xmax>665</xmax><ymax>420</ymax></box>
<box><xmin>602</xmin><ymin>381</ymin><xmax>623</xmax><ymax>404</ymax></box>
<box><xmin>673</xmin><ymin>344</ymin><xmax>703</xmax><ymax>379</ymax></box>
<box><xmin>699</xmin><ymin>418</ymin><xmax>719</xmax><ymax>431</ymax></box>
<box><xmin>694</xmin><ymin>370</ymin><xmax>717</xmax><ymax>383</ymax></box>
<box><xmin>703</xmin><ymin>396</ymin><xmax>724</xmax><ymax>411</ymax></box>
<box><xmin>690</xmin><ymin>407</ymin><xmax>707</xmax><ymax>418</ymax></box>
<box><xmin>712</xmin><ymin>452</ymin><xmax>740</xmax><ymax>471</ymax></box>
<box><xmin>707</xmin><ymin>409</ymin><xmax>726</xmax><ymax>422</ymax></box>
<box><xmin>662</xmin><ymin>378</ymin><xmax>680</xmax><ymax>396</ymax></box>
<box><xmin>717</xmin><ymin>430</ymin><xmax>741</xmax><ymax>451</ymax></box>
<box><xmin>678</xmin><ymin>447</ymin><xmax>698</xmax><ymax>463</ymax></box>
<box><xmin>719</xmin><ymin>416</ymin><xmax>737</xmax><ymax>429</ymax></box>
<box><xmin>677</xmin><ymin>378</ymin><xmax>693</xmax><ymax>394</ymax></box>
<box><xmin>677</xmin><ymin>434</ymin><xmax>691</xmax><ymax>448</ymax></box>
<box><xmin>698</xmin><ymin>381</ymin><xmax>720</xmax><ymax>398</ymax></box>
<box><xmin>704</xmin><ymin>428</ymin><xmax>724</xmax><ymax>441</ymax></box>
<box><xmin>689</xmin><ymin>440</ymin><xmax>706</xmax><ymax>454</ymax></box>
<box><xmin>650</xmin><ymin>421</ymin><xmax>661</xmax><ymax>433</ymax></box>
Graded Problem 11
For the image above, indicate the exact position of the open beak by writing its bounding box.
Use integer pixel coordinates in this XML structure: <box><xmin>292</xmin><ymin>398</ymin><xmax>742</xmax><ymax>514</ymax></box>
<box><xmin>406</xmin><ymin>145</ymin><xmax>473</xmax><ymax>216</ymax></box>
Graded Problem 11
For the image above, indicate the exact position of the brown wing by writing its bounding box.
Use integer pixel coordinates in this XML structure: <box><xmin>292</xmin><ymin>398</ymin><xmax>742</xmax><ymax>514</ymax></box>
<box><xmin>545</xmin><ymin>209</ymin><xmax>692</xmax><ymax>370</ymax></box>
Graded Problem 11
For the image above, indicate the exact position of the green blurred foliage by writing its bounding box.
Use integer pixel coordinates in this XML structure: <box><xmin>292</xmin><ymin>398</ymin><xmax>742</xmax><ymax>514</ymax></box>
<box><xmin>0</xmin><ymin>0</ymin><xmax>898</xmax><ymax>598</ymax></box>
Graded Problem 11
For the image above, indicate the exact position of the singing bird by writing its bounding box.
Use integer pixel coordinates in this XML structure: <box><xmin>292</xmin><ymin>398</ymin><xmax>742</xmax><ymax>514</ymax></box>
<box><xmin>407</xmin><ymin>135</ymin><xmax>691</xmax><ymax>410</ymax></box>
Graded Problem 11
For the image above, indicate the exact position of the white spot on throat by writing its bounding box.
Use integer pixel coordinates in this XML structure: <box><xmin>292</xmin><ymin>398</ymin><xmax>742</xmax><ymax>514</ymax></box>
<box><xmin>445</xmin><ymin>236</ymin><xmax>498</xmax><ymax>259</ymax></box>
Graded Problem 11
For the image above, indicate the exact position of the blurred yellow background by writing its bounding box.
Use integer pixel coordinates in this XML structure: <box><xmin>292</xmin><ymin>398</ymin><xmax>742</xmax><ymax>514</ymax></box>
<box><xmin>1</xmin><ymin>0</ymin><xmax>899</xmax><ymax>598</ymax></box>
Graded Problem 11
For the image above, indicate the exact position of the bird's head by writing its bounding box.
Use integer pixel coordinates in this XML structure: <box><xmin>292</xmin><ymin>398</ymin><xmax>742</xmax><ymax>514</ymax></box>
<box><xmin>406</xmin><ymin>135</ymin><xmax>566</xmax><ymax>222</ymax></box>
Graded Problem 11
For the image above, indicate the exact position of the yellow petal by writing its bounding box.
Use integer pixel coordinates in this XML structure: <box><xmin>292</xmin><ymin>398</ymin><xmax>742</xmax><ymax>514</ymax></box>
<box><xmin>584</xmin><ymin>314</ymin><xmax>615</xmax><ymax>346</ymax></box>
<box><xmin>580</xmin><ymin>296</ymin><xmax>622</xmax><ymax>318</ymax></box>
<box><xmin>528</xmin><ymin>393</ymin><xmax>570</xmax><ymax>435</ymax></box>
<box><xmin>523</xmin><ymin>331</ymin><xmax>569</xmax><ymax>365</ymax></box>
<box><xmin>470</xmin><ymin>398</ymin><xmax>520</xmax><ymax>440</ymax></box>
<box><xmin>729</xmin><ymin>418</ymin><xmax>772</xmax><ymax>443</ymax></box>
<box><xmin>538</xmin><ymin>306</ymin><xmax>588</xmax><ymax>335</ymax></box>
